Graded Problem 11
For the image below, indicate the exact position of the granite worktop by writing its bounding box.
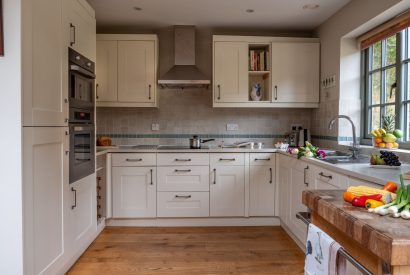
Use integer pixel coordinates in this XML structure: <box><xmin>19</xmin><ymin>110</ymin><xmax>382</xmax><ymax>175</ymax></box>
<box><xmin>302</xmin><ymin>189</ymin><xmax>410</xmax><ymax>266</ymax></box>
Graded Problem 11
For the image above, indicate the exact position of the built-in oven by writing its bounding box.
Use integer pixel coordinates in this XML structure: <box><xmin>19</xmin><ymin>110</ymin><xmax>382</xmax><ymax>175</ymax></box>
<box><xmin>69</xmin><ymin>48</ymin><xmax>95</xmax><ymax>109</ymax></box>
<box><xmin>69</xmin><ymin>124</ymin><xmax>95</xmax><ymax>183</ymax></box>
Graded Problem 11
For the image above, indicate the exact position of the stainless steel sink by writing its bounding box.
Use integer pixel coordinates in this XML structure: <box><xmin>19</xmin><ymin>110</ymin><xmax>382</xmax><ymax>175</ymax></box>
<box><xmin>320</xmin><ymin>155</ymin><xmax>369</xmax><ymax>164</ymax></box>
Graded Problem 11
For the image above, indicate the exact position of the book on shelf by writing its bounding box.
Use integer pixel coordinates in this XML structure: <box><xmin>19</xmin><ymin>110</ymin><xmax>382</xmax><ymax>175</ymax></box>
<box><xmin>249</xmin><ymin>49</ymin><xmax>269</xmax><ymax>71</ymax></box>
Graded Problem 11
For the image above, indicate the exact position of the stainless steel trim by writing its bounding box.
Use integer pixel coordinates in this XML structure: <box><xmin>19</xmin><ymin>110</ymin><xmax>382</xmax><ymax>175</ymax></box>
<box><xmin>174</xmin><ymin>169</ymin><xmax>192</xmax><ymax>172</ymax></box>
<box><xmin>70</xmin><ymin>65</ymin><xmax>96</xmax><ymax>79</ymax></box>
<box><xmin>296</xmin><ymin>212</ymin><xmax>373</xmax><ymax>275</ymax></box>
<box><xmin>71</xmin><ymin>187</ymin><xmax>77</xmax><ymax>209</ymax></box>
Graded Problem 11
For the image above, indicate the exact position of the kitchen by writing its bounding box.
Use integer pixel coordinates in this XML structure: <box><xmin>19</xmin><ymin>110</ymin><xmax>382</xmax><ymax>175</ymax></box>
<box><xmin>3</xmin><ymin>0</ymin><xmax>410</xmax><ymax>274</ymax></box>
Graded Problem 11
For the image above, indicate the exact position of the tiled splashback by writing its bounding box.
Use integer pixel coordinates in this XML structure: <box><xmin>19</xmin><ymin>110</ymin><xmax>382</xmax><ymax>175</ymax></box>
<box><xmin>96</xmin><ymin>89</ymin><xmax>313</xmax><ymax>146</ymax></box>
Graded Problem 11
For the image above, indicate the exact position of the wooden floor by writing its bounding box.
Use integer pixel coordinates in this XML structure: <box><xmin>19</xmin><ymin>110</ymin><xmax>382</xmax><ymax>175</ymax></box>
<box><xmin>67</xmin><ymin>226</ymin><xmax>305</xmax><ymax>275</ymax></box>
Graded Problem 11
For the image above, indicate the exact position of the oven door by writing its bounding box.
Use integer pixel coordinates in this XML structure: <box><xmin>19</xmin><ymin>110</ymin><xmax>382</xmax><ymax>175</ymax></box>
<box><xmin>69</xmin><ymin>66</ymin><xmax>95</xmax><ymax>109</ymax></box>
<box><xmin>69</xmin><ymin>124</ymin><xmax>95</xmax><ymax>183</ymax></box>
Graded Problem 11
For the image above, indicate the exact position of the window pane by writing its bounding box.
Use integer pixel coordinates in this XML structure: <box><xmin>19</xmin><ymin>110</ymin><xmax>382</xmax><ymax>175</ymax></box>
<box><xmin>371</xmin><ymin>72</ymin><xmax>381</xmax><ymax>105</ymax></box>
<box><xmin>386</xmin><ymin>104</ymin><xmax>395</xmax><ymax>118</ymax></box>
<box><xmin>386</xmin><ymin>35</ymin><xmax>396</xmax><ymax>66</ymax></box>
<box><xmin>385</xmin><ymin>67</ymin><xmax>396</xmax><ymax>104</ymax></box>
<box><xmin>372</xmin><ymin>41</ymin><xmax>382</xmax><ymax>70</ymax></box>
<box><xmin>371</xmin><ymin>107</ymin><xmax>381</xmax><ymax>130</ymax></box>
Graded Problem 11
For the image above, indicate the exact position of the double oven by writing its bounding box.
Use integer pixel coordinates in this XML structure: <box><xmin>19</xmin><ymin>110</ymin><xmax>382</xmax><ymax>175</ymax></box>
<box><xmin>69</xmin><ymin>48</ymin><xmax>95</xmax><ymax>184</ymax></box>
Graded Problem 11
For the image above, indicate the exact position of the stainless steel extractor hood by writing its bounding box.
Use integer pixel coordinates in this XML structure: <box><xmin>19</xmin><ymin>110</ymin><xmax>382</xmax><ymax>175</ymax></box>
<box><xmin>158</xmin><ymin>26</ymin><xmax>210</xmax><ymax>89</ymax></box>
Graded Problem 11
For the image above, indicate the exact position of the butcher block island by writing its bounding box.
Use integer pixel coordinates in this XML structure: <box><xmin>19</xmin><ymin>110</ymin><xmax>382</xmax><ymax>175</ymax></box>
<box><xmin>303</xmin><ymin>189</ymin><xmax>410</xmax><ymax>275</ymax></box>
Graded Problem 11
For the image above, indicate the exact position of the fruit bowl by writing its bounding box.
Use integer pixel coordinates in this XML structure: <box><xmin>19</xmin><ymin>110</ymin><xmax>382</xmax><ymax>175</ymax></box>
<box><xmin>372</xmin><ymin>137</ymin><xmax>399</xmax><ymax>150</ymax></box>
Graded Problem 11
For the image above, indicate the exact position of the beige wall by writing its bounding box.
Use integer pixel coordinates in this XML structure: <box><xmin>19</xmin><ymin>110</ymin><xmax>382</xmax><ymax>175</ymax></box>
<box><xmin>312</xmin><ymin>0</ymin><xmax>406</xmax><ymax>148</ymax></box>
<box><xmin>97</xmin><ymin>27</ymin><xmax>314</xmax><ymax>145</ymax></box>
<box><xmin>0</xmin><ymin>0</ymin><xmax>24</xmax><ymax>273</ymax></box>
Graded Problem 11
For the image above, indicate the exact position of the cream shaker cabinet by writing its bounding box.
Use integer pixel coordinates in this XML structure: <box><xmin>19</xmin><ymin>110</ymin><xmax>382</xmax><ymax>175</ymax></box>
<box><xmin>213</xmin><ymin>41</ymin><xmax>248</xmax><ymax>103</ymax></box>
<box><xmin>96</xmin><ymin>34</ymin><xmax>158</xmax><ymax>107</ymax></box>
<box><xmin>23</xmin><ymin>127</ymin><xmax>69</xmax><ymax>275</ymax></box>
<box><xmin>249</xmin><ymin>153</ymin><xmax>276</xmax><ymax>216</ymax></box>
<box><xmin>271</xmin><ymin>42</ymin><xmax>319</xmax><ymax>104</ymax></box>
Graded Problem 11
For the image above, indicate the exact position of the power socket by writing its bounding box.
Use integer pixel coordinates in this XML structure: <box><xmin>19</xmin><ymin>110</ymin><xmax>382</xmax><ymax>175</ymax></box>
<box><xmin>151</xmin><ymin>123</ymin><xmax>160</xmax><ymax>131</ymax></box>
<box><xmin>227</xmin><ymin>124</ymin><xmax>239</xmax><ymax>131</ymax></box>
<box><xmin>291</xmin><ymin>124</ymin><xmax>302</xmax><ymax>130</ymax></box>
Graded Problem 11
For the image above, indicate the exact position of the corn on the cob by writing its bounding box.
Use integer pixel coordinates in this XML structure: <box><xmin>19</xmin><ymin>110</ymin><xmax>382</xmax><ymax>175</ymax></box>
<box><xmin>347</xmin><ymin>186</ymin><xmax>396</xmax><ymax>204</ymax></box>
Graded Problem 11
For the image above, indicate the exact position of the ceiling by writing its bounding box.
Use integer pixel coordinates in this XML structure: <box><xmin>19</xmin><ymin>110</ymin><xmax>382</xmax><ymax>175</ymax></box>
<box><xmin>87</xmin><ymin>0</ymin><xmax>351</xmax><ymax>31</ymax></box>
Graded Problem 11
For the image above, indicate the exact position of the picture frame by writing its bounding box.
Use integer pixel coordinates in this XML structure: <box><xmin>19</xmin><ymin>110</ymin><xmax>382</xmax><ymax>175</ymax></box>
<box><xmin>0</xmin><ymin>0</ymin><xmax>3</xmax><ymax>56</ymax></box>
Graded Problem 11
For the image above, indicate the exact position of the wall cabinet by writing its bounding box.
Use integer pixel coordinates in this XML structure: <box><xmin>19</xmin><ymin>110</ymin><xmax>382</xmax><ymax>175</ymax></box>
<box><xmin>96</xmin><ymin>34</ymin><xmax>158</xmax><ymax>107</ymax></box>
<box><xmin>249</xmin><ymin>153</ymin><xmax>276</xmax><ymax>216</ymax></box>
<box><xmin>271</xmin><ymin>42</ymin><xmax>319</xmax><ymax>103</ymax></box>
<box><xmin>213</xmin><ymin>41</ymin><xmax>248</xmax><ymax>102</ymax></box>
<box><xmin>212</xmin><ymin>36</ymin><xmax>319</xmax><ymax>108</ymax></box>
<box><xmin>23</xmin><ymin>127</ymin><xmax>69</xmax><ymax>275</ymax></box>
<box><xmin>112</xmin><ymin>167</ymin><xmax>156</xmax><ymax>218</ymax></box>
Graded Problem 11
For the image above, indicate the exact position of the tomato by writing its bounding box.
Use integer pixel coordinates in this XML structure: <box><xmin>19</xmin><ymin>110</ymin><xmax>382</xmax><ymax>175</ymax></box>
<box><xmin>383</xmin><ymin>181</ymin><xmax>398</xmax><ymax>193</ymax></box>
<box><xmin>343</xmin><ymin>192</ymin><xmax>356</xmax><ymax>203</ymax></box>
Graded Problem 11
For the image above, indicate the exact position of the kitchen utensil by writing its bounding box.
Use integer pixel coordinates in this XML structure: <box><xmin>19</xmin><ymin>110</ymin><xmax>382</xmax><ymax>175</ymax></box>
<box><xmin>189</xmin><ymin>135</ymin><xmax>215</xmax><ymax>149</ymax></box>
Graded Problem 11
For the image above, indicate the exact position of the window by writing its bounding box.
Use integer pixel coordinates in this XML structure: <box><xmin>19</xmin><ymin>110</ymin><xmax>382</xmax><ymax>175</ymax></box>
<box><xmin>362</xmin><ymin>27</ymin><xmax>410</xmax><ymax>144</ymax></box>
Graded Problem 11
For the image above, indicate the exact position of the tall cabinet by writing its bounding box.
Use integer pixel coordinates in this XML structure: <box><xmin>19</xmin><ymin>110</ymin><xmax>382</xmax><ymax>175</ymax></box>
<box><xmin>22</xmin><ymin>0</ymin><xmax>97</xmax><ymax>274</ymax></box>
<box><xmin>96</xmin><ymin>34</ymin><xmax>158</xmax><ymax>107</ymax></box>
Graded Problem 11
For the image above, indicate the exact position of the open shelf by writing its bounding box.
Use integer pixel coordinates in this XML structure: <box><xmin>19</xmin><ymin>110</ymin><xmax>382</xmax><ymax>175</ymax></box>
<box><xmin>248</xmin><ymin>44</ymin><xmax>271</xmax><ymax>102</ymax></box>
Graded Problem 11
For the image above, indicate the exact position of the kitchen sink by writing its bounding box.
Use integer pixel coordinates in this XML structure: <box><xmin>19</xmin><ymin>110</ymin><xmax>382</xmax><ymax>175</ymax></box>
<box><xmin>321</xmin><ymin>155</ymin><xmax>369</xmax><ymax>164</ymax></box>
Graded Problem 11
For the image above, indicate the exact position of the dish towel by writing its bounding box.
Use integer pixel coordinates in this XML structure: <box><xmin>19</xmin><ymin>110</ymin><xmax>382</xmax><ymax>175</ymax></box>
<box><xmin>305</xmin><ymin>224</ymin><xmax>346</xmax><ymax>275</ymax></box>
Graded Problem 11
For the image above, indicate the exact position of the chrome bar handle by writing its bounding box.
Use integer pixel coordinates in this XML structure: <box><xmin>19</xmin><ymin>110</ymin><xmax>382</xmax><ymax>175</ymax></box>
<box><xmin>274</xmin><ymin>85</ymin><xmax>278</xmax><ymax>100</ymax></box>
<box><xmin>269</xmin><ymin>168</ymin><xmax>273</xmax><ymax>184</ymax></box>
<box><xmin>150</xmin><ymin>169</ymin><xmax>153</xmax><ymax>185</ymax></box>
<box><xmin>213</xmin><ymin>168</ymin><xmax>216</xmax><ymax>184</ymax></box>
<box><xmin>174</xmin><ymin>169</ymin><xmax>192</xmax><ymax>172</ymax></box>
<box><xmin>70</xmin><ymin>23</ymin><xmax>76</xmax><ymax>46</ymax></box>
<box><xmin>219</xmin><ymin>158</ymin><xmax>236</xmax><ymax>161</ymax></box>
<box><xmin>217</xmin><ymin>85</ymin><xmax>221</xmax><ymax>100</ymax></box>
<box><xmin>319</xmin><ymin>172</ymin><xmax>332</xmax><ymax>179</ymax></box>
<box><xmin>175</xmin><ymin>158</ymin><xmax>191</xmax><ymax>162</ymax></box>
<box><xmin>148</xmin><ymin>84</ymin><xmax>152</xmax><ymax>100</ymax></box>
<box><xmin>304</xmin><ymin>166</ymin><xmax>309</xmax><ymax>186</ymax></box>
<box><xmin>96</xmin><ymin>84</ymin><xmax>99</xmax><ymax>100</ymax></box>
<box><xmin>71</xmin><ymin>187</ymin><xmax>77</xmax><ymax>209</ymax></box>
<box><xmin>255</xmin><ymin>158</ymin><xmax>271</xmax><ymax>161</ymax></box>
<box><xmin>126</xmin><ymin>158</ymin><xmax>143</xmax><ymax>162</ymax></box>
<box><xmin>175</xmin><ymin>195</ymin><xmax>192</xmax><ymax>199</ymax></box>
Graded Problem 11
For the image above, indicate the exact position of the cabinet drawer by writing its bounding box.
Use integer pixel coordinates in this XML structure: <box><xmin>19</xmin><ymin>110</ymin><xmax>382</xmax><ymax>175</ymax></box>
<box><xmin>157</xmin><ymin>153</ymin><xmax>209</xmax><ymax>166</ymax></box>
<box><xmin>210</xmin><ymin>153</ymin><xmax>245</xmax><ymax>166</ymax></box>
<box><xmin>157</xmin><ymin>192</ymin><xmax>209</xmax><ymax>217</ymax></box>
<box><xmin>157</xmin><ymin>166</ymin><xmax>210</xmax><ymax>192</ymax></box>
<box><xmin>315</xmin><ymin>168</ymin><xmax>341</xmax><ymax>189</ymax></box>
<box><xmin>250</xmin><ymin>153</ymin><xmax>275</xmax><ymax>166</ymax></box>
<box><xmin>112</xmin><ymin>153</ymin><xmax>156</xmax><ymax>167</ymax></box>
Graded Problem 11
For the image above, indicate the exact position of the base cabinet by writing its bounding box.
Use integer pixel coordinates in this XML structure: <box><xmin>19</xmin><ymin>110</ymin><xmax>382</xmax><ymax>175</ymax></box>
<box><xmin>68</xmin><ymin>174</ymin><xmax>97</xmax><ymax>257</ymax></box>
<box><xmin>112</xmin><ymin>167</ymin><xmax>156</xmax><ymax>218</ymax></box>
<box><xmin>210</xmin><ymin>165</ymin><xmax>245</xmax><ymax>217</ymax></box>
<box><xmin>23</xmin><ymin>127</ymin><xmax>69</xmax><ymax>275</ymax></box>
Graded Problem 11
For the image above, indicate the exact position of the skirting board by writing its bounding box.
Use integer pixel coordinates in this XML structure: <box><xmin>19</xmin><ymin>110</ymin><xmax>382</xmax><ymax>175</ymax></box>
<box><xmin>106</xmin><ymin>217</ymin><xmax>280</xmax><ymax>227</ymax></box>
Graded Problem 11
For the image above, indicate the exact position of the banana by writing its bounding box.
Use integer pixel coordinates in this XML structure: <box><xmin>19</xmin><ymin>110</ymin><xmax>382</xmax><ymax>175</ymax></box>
<box><xmin>371</xmin><ymin>130</ymin><xmax>378</xmax><ymax>137</ymax></box>
<box><xmin>380</xmin><ymin>128</ymin><xmax>386</xmax><ymax>136</ymax></box>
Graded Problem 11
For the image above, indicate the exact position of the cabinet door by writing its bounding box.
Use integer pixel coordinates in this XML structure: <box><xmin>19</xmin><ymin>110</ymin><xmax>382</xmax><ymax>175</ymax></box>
<box><xmin>64</xmin><ymin>0</ymin><xmax>96</xmax><ymax>60</ymax></box>
<box><xmin>210</xmin><ymin>166</ymin><xmax>245</xmax><ymax>217</ymax></box>
<box><xmin>23</xmin><ymin>127</ymin><xmax>69</xmax><ymax>275</ymax></box>
<box><xmin>118</xmin><ymin>41</ymin><xmax>156</xmax><ymax>103</ymax></box>
<box><xmin>277</xmin><ymin>155</ymin><xmax>291</xmax><ymax>226</ymax></box>
<box><xmin>271</xmin><ymin>42</ymin><xmax>319</xmax><ymax>103</ymax></box>
<box><xmin>23</xmin><ymin>0</ymin><xmax>67</xmax><ymax>127</ymax></box>
<box><xmin>96</xmin><ymin>41</ymin><xmax>118</xmax><ymax>102</ymax></box>
<box><xmin>68</xmin><ymin>173</ymin><xmax>96</xmax><ymax>255</ymax></box>
<box><xmin>213</xmin><ymin>42</ymin><xmax>248</xmax><ymax>102</ymax></box>
<box><xmin>288</xmin><ymin>162</ymin><xmax>311</xmax><ymax>244</ymax></box>
<box><xmin>112</xmin><ymin>167</ymin><xmax>156</xmax><ymax>218</ymax></box>
<box><xmin>249</xmin><ymin>165</ymin><xmax>275</xmax><ymax>216</ymax></box>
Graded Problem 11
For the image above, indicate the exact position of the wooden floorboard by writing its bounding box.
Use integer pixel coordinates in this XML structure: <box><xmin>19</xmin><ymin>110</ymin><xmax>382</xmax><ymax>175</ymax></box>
<box><xmin>67</xmin><ymin>226</ymin><xmax>305</xmax><ymax>275</ymax></box>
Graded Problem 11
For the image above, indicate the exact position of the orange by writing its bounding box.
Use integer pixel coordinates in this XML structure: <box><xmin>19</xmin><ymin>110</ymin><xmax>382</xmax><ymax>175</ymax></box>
<box><xmin>385</xmin><ymin>142</ymin><xmax>393</xmax><ymax>149</ymax></box>
<box><xmin>375</xmin><ymin>138</ymin><xmax>383</xmax><ymax>144</ymax></box>
<box><xmin>343</xmin><ymin>192</ymin><xmax>356</xmax><ymax>203</ymax></box>
<box><xmin>378</xmin><ymin>142</ymin><xmax>386</xmax><ymax>148</ymax></box>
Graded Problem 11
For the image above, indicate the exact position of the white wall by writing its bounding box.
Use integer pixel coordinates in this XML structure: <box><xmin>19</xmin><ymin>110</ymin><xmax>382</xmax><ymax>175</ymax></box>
<box><xmin>0</xmin><ymin>0</ymin><xmax>23</xmax><ymax>274</ymax></box>
<box><xmin>311</xmin><ymin>0</ymin><xmax>408</xmax><ymax>148</ymax></box>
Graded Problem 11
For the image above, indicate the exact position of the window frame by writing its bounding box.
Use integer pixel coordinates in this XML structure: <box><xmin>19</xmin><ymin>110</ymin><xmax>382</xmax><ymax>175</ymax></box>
<box><xmin>361</xmin><ymin>30</ymin><xmax>410</xmax><ymax>148</ymax></box>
